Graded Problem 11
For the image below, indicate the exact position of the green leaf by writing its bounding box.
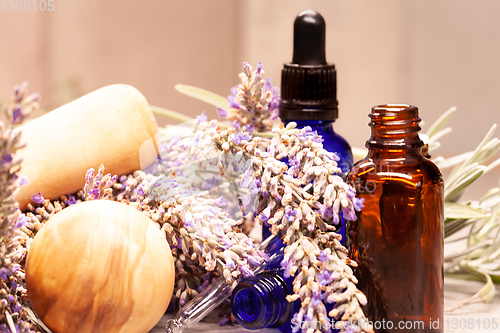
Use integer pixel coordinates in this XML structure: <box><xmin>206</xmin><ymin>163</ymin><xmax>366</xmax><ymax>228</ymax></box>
<box><xmin>445</xmin><ymin>218</ymin><xmax>476</xmax><ymax>238</ymax></box>
<box><xmin>445</xmin><ymin>202</ymin><xmax>489</xmax><ymax>219</ymax></box>
<box><xmin>437</xmin><ymin>152</ymin><xmax>473</xmax><ymax>170</ymax></box>
<box><xmin>485</xmin><ymin>157</ymin><xmax>500</xmax><ymax>174</ymax></box>
<box><xmin>445</xmin><ymin>267</ymin><xmax>496</xmax><ymax>312</ymax></box>
<box><xmin>5</xmin><ymin>310</ymin><xmax>16</xmax><ymax>333</ymax></box>
<box><xmin>175</xmin><ymin>84</ymin><xmax>228</xmax><ymax>110</ymax></box>
<box><xmin>445</xmin><ymin>166</ymin><xmax>485</xmax><ymax>202</ymax></box>
<box><xmin>24</xmin><ymin>306</ymin><xmax>52</xmax><ymax>333</ymax></box>
<box><xmin>150</xmin><ymin>105</ymin><xmax>193</xmax><ymax>123</ymax></box>
<box><xmin>445</xmin><ymin>272</ymin><xmax>500</xmax><ymax>285</ymax></box>
<box><xmin>428</xmin><ymin>127</ymin><xmax>452</xmax><ymax>143</ymax></box>
<box><xmin>480</xmin><ymin>187</ymin><xmax>499</xmax><ymax>203</ymax></box>
<box><xmin>425</xmin><ymin>106</ymin><xmax>457</xmax><ymax>138</ymax></box>
<box><xmin>473</xmin><ymin>138</ymin><xmax>500</xmax><ymax>165</ymax></box>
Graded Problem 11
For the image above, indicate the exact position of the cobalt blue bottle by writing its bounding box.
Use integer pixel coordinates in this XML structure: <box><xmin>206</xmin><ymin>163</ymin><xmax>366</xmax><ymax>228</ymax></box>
<box><xmin>231</xmin><ymin>251</ymin><xmax>337</xmax><ymax>333</ymax></box>
<box><xmin>230</xmin><ymin>253</ymin><xmax>300</xmax><ymax>333</ymax></box>
<box><xmin>263</xmin><ymin>9</ymin><xmax>353</xmax><ymax>243</ymax></box>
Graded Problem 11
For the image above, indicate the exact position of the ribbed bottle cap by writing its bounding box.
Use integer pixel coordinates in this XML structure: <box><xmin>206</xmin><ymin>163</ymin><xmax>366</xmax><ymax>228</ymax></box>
<box><xmin>280</xmin><ymin>9</ymin><xmax>338</xmax><ymax>121</ymax></box>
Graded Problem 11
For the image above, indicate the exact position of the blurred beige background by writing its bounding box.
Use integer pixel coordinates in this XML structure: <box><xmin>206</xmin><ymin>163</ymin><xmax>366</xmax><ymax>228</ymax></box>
<box><xmin>1</xmin><ymin>0</ymin><xmax>499</xmax><ymax>198</ymax></box>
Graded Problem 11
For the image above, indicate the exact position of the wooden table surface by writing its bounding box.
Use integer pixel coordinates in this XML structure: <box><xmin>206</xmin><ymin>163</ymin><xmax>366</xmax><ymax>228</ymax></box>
<box><xmin>149</xmin><ymin>277</ymin><xmax>500</xmax><ymax>333</ymax></box>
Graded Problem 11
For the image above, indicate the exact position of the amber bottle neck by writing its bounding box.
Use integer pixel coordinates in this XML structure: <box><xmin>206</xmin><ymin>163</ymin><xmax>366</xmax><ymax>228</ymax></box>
<box><xmin>365</xmin><ymin>104</ymin><xmax>424</xmax><ymax>153</ymax></box>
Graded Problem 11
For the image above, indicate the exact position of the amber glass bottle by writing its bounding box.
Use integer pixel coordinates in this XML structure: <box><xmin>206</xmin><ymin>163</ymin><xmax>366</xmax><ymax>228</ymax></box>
<box><xmin>346</xmin><ymin>105</ymin><xmax>443</xmax><ymax>333</ymax></box>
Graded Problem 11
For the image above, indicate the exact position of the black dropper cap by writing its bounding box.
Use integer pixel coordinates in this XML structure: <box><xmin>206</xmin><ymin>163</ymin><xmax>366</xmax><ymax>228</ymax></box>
<box><xmin>280</xmin><ymin>9</ymin><xmax>338</xmax><ymax>121</ymax></box>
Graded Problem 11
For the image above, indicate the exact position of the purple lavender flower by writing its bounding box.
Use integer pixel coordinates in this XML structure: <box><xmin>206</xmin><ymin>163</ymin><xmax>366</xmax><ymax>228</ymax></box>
<box><xmin>195</xmin><ymin>112</ymin><xmax>207</xmax><ymax>122</ymax></box>
<box><xmin>243</xmin><ymin>62</ymin><xmax>252</xmax><ymax>76</ymax></box>
<box><xmin>270</xmin><ymin>108</ymin><xmax>280</xmax><ymax>120</ymax></box>
<box><xmin>342</xmin><ymin>205</ymin><xmax>357</xmax><ymax>221</ymax></box>
<box><xmin>269</xmin><ymin>87</ymin><xmax>280</xmax><ymax>111</ymax></box>
<box><xmin>240</xmin><ymin>264</ymin><xmax>254</xmax><ymax>277</ymax></box>
<box><xmin>204</xmin><ymin>176</ymin><xmax>218</xmax><ymax>190</ymax></box>
<box><xmin>325</xmin><ymin>151</ymin><xmax>340</xmax><ymax>162</ymax></box>
<box><xmin>217</xmin><ymin>108</ymin><xmax>228</xmax><ymax>118</ymax></box>
<box><xmin>183</xmin><ymin>213</ymin><xmax>195</xmax><ymax>229</ymax></box>
<box><xmin>88</xmin><ymin>188</ymin><xmax>98</xmax><ymax>200</ymax></box>
<box><xmin>246</xmin><ymin>255</ymin><xmax>262</xmax><ymax>267</ymax></box>
<box><xmin>213</xmin><ymin>196</ymin><xmax>228</xmax><ymax>207</ymax></box>
<box><xmin>31</xmin><ymin>192</ymin><xmax>45</xmax><ymax>205</ymax></box>
<box><xmin>230</xmin><ymin>132</ymin><xmax>252</xmax><ymax>145</ymax></box>
<box><xmin>1</xmin><ymin>154</ymin><xmax>12</xmax><ymax>165</ymax></box>
<box><xmin>231</xmin><ymin>86</ymin><xmax>238</xmax><ymax>97</ymax></box>
<box><xmin>318</xmin><ymin>269</ymin><xmax>333</xmax><ymax>286</ymax></box>
<box><xmin>166</xmin><ymin>135</ymin><xmax>181</xmax><ymax>150</ymax></box>
<box><xmin>311</xmin><ymin>295</ymin><xmax>322</xmax><ymax>307</ymax></box>
<box><xmin>15</xmin><ymin>214</ymin><xmax>28</xmax><ymax>228</ymax></box>
<box><xmin>240</xmin><ymin>171</ymin><xmax>252</xmax><ymax>188</ymax></box>
<box><xmin>221</xmin><ymin>235</ymin><xmax>232</xmax><ymax>249</ymax></box>
<box><xmin>284</xmin><ymin>206</ymin><xmax>297</xmax><ymax>222</ymax></box>
<box><xmin>198</xmin><ymin>279</ymin><xmax>211</xmax><ymax>293</ymax></box>
<box><xmin>12</xmin><ymin>107</ymin><xmax>22</xmax><ymax>123</ymax></box>
<box><xmin>318</xmin><ymin>250</ymin><xmax>329</xmax><ymax>263</ymax></box>
<box><xmin>230</xmin><ymin>120</ymin><xmax>240</xmax><ymax>130</ymax></box>
<box><xmin>65</xmin><ymin>195</ymin><xmax>77</xmax><ymax>206</ymax></box>
<box><xmin>332</xmin><ymin>210</ymin><xmax>340</xmax><ymax>225</ymax></box>
<box><xmin>193</xmin><ymin>131</ymin><xmax>203</xmax><ymax>147</ymax></box>
<box><xmin>19</xmin><ymin>177</ymin><xmax>28</xmax><ymax>186</ymax></box>
<box><xmin>298</xmin><ymin>126</ymin><xmax>323</xmax><ymax>143</ymax></box>
<box><xmin>264</xmin><ymin>78</ymin><xmax>272</xmax><ymax>92</ymax></box>
<box><xmin>259</xmin><ymin>206</ymin><xmax>271</xmax><ymax>223</ymax></box>
<box><xmin>137</xmin><ymin>187</ymin><xmax>145</xmax><ymax>196</ymax></box>
<box><xmin>287</xmin><ymin>155</ymin><xmax>300</xmax><ymax>176</ymax></box>
<box><xmin>225</xmin><ymin>257</ymin><xmax>236</xmax><ymax>270</ymax></box>
<box><xmin>227</xmin><ymin>95</ymin><xmax>241</xmax><ymax>109</ymax></box>
<box><xmin>85</xmin><ymin>168</ymin><xmax>94</xmax><ymax>183</ymax></box>
<box><xmin>245</xmin><ymin>123</ymin><xmax>254</xmax><ymax>132</ymax></box>
<box><xmin>0</xmin><ymin>268</ymin><xmax>10</xmax><ymax>280</ymax></box>
<box><xmin>249</xmin><ymin>179</ymin><xmax>262</xmax><ymax>195</ymax></box>
<box><xmin>256</xmin><ymin>62</ymin><xmax>263</xmax><ymax>74</ymax></box>
<box><xmin>240</xmin><ymin>193</ymin><xmax>252</xmax><ymax>207</ymax></box>
<box><xmin>354</xmin><ymin>197</ymin><xmax>365</xmax><ymax>211</ymax></box>
<box><xmin>318</xmin><ymin>204</ymin><xmax>334</xmax><ymax>220</ymax></box>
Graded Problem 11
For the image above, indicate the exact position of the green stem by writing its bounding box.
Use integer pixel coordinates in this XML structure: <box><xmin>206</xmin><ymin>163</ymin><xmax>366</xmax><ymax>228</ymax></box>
<box><xmin>252</xmin><ymin>131</ymin><xmax>275</xmax><ymax>139</ymax></box>
<box><xmin>150</xmin><ymin>105</ymin><xmax>193</xmax><ymax>123</ymax></box>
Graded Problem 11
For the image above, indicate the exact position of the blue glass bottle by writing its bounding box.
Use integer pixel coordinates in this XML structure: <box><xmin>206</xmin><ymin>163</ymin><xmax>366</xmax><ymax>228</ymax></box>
<box><xmin>230</xmin><ymin>253</ymin><xmax>299</xmax><ymax>333</ymax></box>
<box><xmin>263</xmin><ymin>9</ymin><xmax>353</xmax><ymax>243</ymax></box>
<box><xmin>231</xmin><ymin>251</ymin><xmax>338</xmax><ymax>333</ymax></box>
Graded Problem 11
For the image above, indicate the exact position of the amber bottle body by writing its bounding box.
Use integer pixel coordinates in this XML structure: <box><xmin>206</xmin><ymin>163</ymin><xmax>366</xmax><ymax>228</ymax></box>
<box><xmin>346</xmin><ymin>105</ymin><xmax>443</xmax><ymax>333</ymax></box>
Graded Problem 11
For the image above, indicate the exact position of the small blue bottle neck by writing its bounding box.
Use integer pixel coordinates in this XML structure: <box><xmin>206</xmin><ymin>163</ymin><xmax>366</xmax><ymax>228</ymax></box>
<box><xmin>231</xmin><ymin>270</ymin><xmax>291</xmax><ymax>330</ymax></box>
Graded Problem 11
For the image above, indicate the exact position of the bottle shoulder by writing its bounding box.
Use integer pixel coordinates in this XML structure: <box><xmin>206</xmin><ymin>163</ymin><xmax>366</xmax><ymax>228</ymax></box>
<box><xmin>348</xmin><ymin>155</ymin><xmax>443</xmax><ymax>185</ymax></box>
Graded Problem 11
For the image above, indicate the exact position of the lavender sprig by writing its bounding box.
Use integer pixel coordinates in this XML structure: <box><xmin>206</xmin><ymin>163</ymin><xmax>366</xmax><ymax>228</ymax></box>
<box><xmin>83</xmin><ymin>164</ymin><xmax>118</xmax><ymax>201</ymax></box>
<box><xmin>0</xmin><ymin>83</ymin><xmax>41</xmax><ymax>333</ymax></box>
<box><xmin>222</xmin><ymin>122</ymin><xmax>371</xmax><ymax>332</ymax></box>
<box><xmin>218</xmin><ymin>62</ymin><xmax>280</xmax><ymax>132</ymax></box>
